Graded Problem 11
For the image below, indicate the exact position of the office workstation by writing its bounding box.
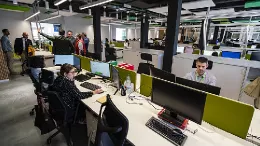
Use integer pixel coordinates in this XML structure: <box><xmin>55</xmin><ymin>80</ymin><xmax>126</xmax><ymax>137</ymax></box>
<box><xmin>42</xmin><ymin>54</ymin><xmax>259</xmax><ymax>146</ymax></box>
<box><xmin>2</xmin><ymin>0</ymin><xmax>260</xmax><ymax>146</ymax></box>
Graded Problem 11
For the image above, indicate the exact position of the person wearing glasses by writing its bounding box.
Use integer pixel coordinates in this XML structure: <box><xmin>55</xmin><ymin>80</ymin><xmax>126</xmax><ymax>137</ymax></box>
<box><xmin>50</xmin><ymin>64</ymin><xmax>103</xmax><ymax>123</ymax></box>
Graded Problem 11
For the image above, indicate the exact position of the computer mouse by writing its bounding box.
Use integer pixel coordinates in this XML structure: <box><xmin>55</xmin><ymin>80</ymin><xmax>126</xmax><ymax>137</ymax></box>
<box><xmin>173</xmin><ymin>128</ymin><xmax>183</xmax><ymax>135</ymax></box>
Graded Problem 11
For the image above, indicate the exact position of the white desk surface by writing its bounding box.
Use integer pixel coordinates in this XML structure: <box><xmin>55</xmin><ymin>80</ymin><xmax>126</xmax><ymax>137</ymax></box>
<box><xmin>44</xmin><ymin>68</ymin><xmax>258</xmax><ymax>146</ymax></box>
<box><xmin>124</xmin><ymin>48</ymin><xmax>164</xmax><ymax>55</ymax></box>
<box><xmin>35</xmin><ymin>51</ymin><xmax>53</xmax><ymax>56</ymax></box>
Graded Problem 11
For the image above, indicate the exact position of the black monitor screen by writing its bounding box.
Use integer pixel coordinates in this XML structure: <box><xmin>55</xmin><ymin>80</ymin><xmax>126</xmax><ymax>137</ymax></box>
<box><xmin>250</xmin><ymin>52</ymin><xmax>260</xmax><ymax>61</ymax></box>
<box><xmin>150</xmin><ymin>67</ymin><xmax>176</xmax><ymax>83</ymax></box>
<box><xmin>111</xmin><ymin>66</ymin><xmax>120</xmax><ymax>89</ymax></box>
<box><xmin>152</xmin><ymin>78</ymin><xmax>207</xmax><ymax>124</ymax></box>
<box><xmin>176</xmin><ymin>77</ymin><xmax>221</xmax><ymax>95</ymax></box>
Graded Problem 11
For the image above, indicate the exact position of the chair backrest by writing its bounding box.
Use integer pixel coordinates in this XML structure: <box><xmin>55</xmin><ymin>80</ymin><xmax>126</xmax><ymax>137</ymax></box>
<box><xmin>137</xmin><ymin>63</ymin><xmax>154</xmax><ymax>75</ymax></box>
<box><xmin>28</xmin><ymin>55</ymin><xmax>45</xmax><ymax>68</ymax></box>
<box><xmin>140</xmin><ymin>53</ymin><xmax>152</xmax><ymax>62</ymax></box>
<box><xmin>212</xmin><ymin>46</ymin><xmax>220</xmax><ymax>50</ymax></box>
<box><xmin>250</xmin><ymin>51</ymin><xmax>260</xmax><ymax>61</ymax></box>
<box><xmin>46</xmin><ymin>91</ymin><xmax>73</xmax><ymax>124</ymax></box>
<box><xmin>95</xmin><ymin>95</ymin><xmax>129</xmax><ymax>146</ymax></box>
<box><xmin>40</xmin><ymin>69</ymin><xmax>55</xmax><ymax>85</ymax></box>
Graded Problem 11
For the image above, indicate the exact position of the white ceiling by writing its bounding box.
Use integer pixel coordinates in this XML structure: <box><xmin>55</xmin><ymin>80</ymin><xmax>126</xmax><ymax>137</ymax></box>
<box><xmin>50</xmin><ymin>10</ymin><xmax>78</xmax><ymax>17</ymax></box>
<box><xmin>17</xmin><ymin>0</ymin><xmax>35</xmax><ymax>4</ymax></box>
<box><xmin>182</xmin><ymin>0</ymin><xmax>215</xmax><ymax>10</ymax></box>
<box><xmin>149</xmin><ymin>6</ymin><xmax>192</xmax><ymax>15</ymax></box>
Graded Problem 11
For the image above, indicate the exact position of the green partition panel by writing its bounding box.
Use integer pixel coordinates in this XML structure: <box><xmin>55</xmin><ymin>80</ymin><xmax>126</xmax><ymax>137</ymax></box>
<box><xmin>115</xmin><ymin>66</ymin><xmax>136</xmax><ymax>88</ymax></box>
<box><xmin>203</xmin><ymin>94</ymin><xmax>255</xmax><ymax>139</ymax></box>
<box><xmin>245</xmin><ymin>54</ymin><xmax>251</xmax><ymax>60</ymax></box>
<box><xmin>80</xmin><ymin>56</ymin><xmax>92</xmax><ymax>71</ymax></box>
<box><xmin>193</xmin><ymin>49</ymin><xmax>200</xmax><ymax>54</ymax></box>
<box><xmin>140</xmin><ymin>74</ymin><xmax>153</xmax><ymax>97</ymax></box>
<box><xmin>113</xmin><ymin>42</ymin><xmax>124</xmax><ymax>48</ymax></box>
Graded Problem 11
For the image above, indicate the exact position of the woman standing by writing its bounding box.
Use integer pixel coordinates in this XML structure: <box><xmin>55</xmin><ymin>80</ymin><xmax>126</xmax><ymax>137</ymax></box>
<box><xmin>75</xmin><ymin>34</ymin><xmax>86</xmax><ymax>56</ymax></box>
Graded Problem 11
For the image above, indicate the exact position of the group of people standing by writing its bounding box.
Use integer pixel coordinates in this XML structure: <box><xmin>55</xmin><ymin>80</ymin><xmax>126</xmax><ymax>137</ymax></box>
<box><xmin>38</xmin><ymin>29</ymin><xmax>89</xmax><ymax>56</ymax></box>
<box><xmin>1</xmin><ymin>29</ymin><xmax>33</xmax><ymax>76</ymax></box>
<box><xmin>0</xmin><ymin>28</ymin><xmax>90</xmax><ymax>77</ymax></box>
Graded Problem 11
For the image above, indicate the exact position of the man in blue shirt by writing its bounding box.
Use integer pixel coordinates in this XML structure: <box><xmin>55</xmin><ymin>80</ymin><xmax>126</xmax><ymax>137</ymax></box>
<box><xmin>82</xmin><ymin>33</ymin><xmax>89</xmax><ymax>54</ymax></box>
<box><xmin>1</xmin><ymin>29</ymin><xmax>14</xmax><ymax>74</ymax></box>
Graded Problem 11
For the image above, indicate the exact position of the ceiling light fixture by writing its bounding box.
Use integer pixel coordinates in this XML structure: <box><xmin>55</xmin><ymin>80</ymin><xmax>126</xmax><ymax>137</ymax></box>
<box><xmin>13</xmin><ymin>0</ymin><xmax>18</xmax><ymax>5</ymax></box>
<box><xmin>54</xmin><ymin>0</ymin><xmax>67</xmax><ymax>6</ymax></box>
<box><xmin>24</xmin><ymin>11</ymin><xmax>40</xmax><ymax>21</ymax></box>
<box><xmin>79</xmin><ymin>0</ymin><xmax>114</xmax><ymax>10</ymax></box>
<box><xmin>38</xmin><ymin>15</ymin><xmax>62</xmax><ymax>22</ymax></box>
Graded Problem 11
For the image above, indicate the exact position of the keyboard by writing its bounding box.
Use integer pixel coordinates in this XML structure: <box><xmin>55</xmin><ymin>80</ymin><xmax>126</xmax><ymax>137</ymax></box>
<box><xmin>86</xmin><ymin>72</ymin><xmax>95</xmax><ymax>77</ymax></box>
<box><xmin>75</xmin><ymin>74</ymin><xmax>91</xmax><ymax>82</ymax></box>
<box><xmin>146</xmin><ymin>117</ymin><xmax>187</xmax><ymax>146</ymax></box>
<box><xmin>80</xmin><ymin>82</ymin><xmax>101</xmax><ymax>91</ymax></box>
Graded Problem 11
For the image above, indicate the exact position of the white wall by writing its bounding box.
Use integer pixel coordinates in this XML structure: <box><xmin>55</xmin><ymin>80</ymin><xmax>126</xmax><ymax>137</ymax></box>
<box><xmin>0</xmin><ymin>10</ymin><xmax>32</xmax><ymax>47</ymax></box>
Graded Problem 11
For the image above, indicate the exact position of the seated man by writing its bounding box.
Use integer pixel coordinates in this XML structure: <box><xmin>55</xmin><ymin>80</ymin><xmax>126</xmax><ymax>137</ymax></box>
<box><xmin>184</xmin><ymin>57</ymin><xmax>216</xmax><ymax>86</ymax></box>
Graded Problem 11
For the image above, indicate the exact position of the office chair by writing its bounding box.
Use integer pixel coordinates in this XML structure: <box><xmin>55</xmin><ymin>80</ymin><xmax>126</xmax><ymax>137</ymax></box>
<box><xmin>105</xmin><ymin>47</ymin><xmax>117</xmax><ymax>62</ymax></box>
<box><xmin>46</xmin><ymin>91</ymin><xmax>75</xmax><ymax>146</ymax></box>
<box><xmin>27</xmin><ymin>56</ymin><xmax>46</xmax><ymax>116</ymax></box>
<box><xmin>137</xmin><ymin>53</ymin><xmax>154</xmax><ymax>75</ymax></box>
<box><xmin>89</xmin><ymin>94</ymin><xmax>129</xmax><ymax>146</ymax></box>
<box><xmin>212</xmin><ymin>46</ymin><xmax>220</xmax><ymax>50</ymax></box>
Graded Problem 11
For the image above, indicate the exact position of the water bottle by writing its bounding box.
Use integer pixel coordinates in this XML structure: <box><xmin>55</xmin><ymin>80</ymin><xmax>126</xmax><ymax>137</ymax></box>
<box><xmin>124</xmin><ymin>75</ymin><xmax>133</xmax><ymax>94</ymax></box>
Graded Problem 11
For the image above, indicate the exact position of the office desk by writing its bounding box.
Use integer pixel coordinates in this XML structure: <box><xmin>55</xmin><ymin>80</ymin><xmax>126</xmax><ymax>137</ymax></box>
<box><xmin>44</xmin><ymin>67</ymin><xmax>257</xmax><ymax>146</ymax></box>
<box><xmin>78</xmin><ymin>77</ymin><xmax>253</xmax><ymax>146</ymax></box>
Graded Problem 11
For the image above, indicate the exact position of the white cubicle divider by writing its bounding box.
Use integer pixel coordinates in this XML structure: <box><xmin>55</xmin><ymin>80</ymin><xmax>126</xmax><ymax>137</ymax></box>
<box><xmin>88</xmin><ymin>44</ymin><xmax>95</xmax><ymax>53</ymax></box>
<box><xmin>123</xmin><ymin>48</ymin><xmax>164</xmax><ymax>71</ymax></box>
<box><xmin>172</xmin><ymin>53</ymin><xmax>260</xmax><ymax>105</ymax></box>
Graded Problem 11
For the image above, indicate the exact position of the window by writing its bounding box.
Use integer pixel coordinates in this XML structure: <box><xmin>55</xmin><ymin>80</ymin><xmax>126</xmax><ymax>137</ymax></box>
<box><xmin>116</xmin><ymin>28</ymin><xmax>126</xmax><ymax>41</ymax></box>
<box><xmin>31</xmin><ymin>22</ymin><xmax>61</xmax><ymax>41</ymax></box>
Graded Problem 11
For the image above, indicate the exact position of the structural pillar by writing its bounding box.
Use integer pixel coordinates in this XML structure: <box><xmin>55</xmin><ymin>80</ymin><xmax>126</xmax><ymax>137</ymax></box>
<box><xmin>92</xmin><ymin>6</ymin><xmax>102</xmax><ymax>60</ymax></box>
<box><xmin>162</xmin><ymin>0</ymin><xmax>182</xmax><ymax>72</ymax></box>
<box><xmin>140</xmin><ymin>14</ymin><xmax>149</xmax><ymax>48</ymax></box>
<box><xmin>212</xmin><ymin>26</ymin><xmax>219</xmax><ymax>43</ymax></box>
<box><xmin>199</xmin><ymin>19</ymin><xmax>211</xmax><ymax>52</ymax></box>
<box><xmin>220</xmin><ymin>28</ymin><xmax>225</xmax><ymax>42</ymax></box>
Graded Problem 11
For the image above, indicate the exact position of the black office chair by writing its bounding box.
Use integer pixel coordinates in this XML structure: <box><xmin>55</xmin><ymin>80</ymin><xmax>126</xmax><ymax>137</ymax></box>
<box><xmin>105</xmin><ymin>47</ymin><xmax>117</xmax><ymax>62</ymax></box>
<box><xmin>137</xmin><ymin>53</ymin><xmax>154</xmax><ymax>75</ymax></box>
<box><xmin>46</xmin><ymin>91</ymin><xmax>75</xmax><ymax>146</ymax></box>
<box><xmin>27</xmin><ymin>56</ymin><xmax>46</xmax><ymax>116</ymax></box>
<box><xmin>212</xmin><ymin>46</ymin><xmax>220</xmax><ymax>50</ymax></box>
<box><xmin>89</xmin><ymin>94</ymin><xmax>129</xmax><ymax>146</ymax></box>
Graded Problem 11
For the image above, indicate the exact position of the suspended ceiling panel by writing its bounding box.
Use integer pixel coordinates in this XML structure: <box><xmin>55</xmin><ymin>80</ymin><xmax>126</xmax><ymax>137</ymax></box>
<box><xmin>182</xmin><ymin>0</ymin><xmax>215</xmax><ymax>10</ymax></box>
<box><xmin>17</xmin><ymin>0</ymin><xmax>34</xmax><ymax>4</ymax></box>
<box><xmin>193</xmin><ymin>8</ymin><xmax>235</xmax><ymax>16</ymax></box>
<box><xmin>148</xmin><ymin>6</ymin><xmax>192</xmax><ymax>15</ymax></box>
<box><xmin>50</xmin><ymin>10</ymin><xmax>78</xmax><ymax>17</ymax></box>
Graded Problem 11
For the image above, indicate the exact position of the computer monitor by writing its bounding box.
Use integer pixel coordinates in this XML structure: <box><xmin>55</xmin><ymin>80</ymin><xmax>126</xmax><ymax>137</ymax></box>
<box><xmin>73</xmin><ymin>56</ymin><xmax>81</xmax><ymax>71</ymax></box>
<box><xmin>111</xmin><ymin>66</ymin><xmax>121</xmax><ymax>94</ymax></box>
<box><xmin>250</xmin><ymin>52</ymin><xmax>260</xmax><ymax>61</ymax></box>
<box><xmin>176</xmin><ymin>77</ymin><xmax>221</xmax><ymax>95</ymax></box>
<box><xmin>150</xmin><ymin>67</ymin><xmax>176</xmax><ymax>83</ymax></box>
<box><xmin>90</xmin><ymin>61</ymin><xmax>111</xmax><ymax>78</ymax></box>
<box><xmin>221</xmin><ymin>51</ymin><xmax>241</xmax><ymax>59</ymax></box>
<box><xmin>152</xmin><ymin>77</ymin><xmax>207</xmax><ymax>125</ymax></box>
<box><xmin>54</xmin><ymin>55</ymin><xmax>73</xmax><ymax>65</ymax></box>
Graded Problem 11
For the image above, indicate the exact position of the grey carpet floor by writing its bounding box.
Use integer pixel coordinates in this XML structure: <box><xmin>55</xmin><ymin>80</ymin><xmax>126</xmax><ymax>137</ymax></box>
<box><xmin>0</xmin><ymin>75</ymin><xmax>68</xmax><ymax>146</ymax></box>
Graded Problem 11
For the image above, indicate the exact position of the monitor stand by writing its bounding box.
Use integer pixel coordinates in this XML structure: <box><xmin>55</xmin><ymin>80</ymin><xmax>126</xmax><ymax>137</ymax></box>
<box><xmin>158</xmin><ymin>109</ymin><xmax>189</xmax><ymax>130</ymax></box>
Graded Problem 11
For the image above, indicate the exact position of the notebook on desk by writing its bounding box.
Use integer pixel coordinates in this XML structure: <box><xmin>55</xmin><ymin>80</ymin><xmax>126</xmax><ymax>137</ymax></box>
<box><xmin>96</xmin><ymin>96</ymin><xmax>113</xmax><ymax>104</ymax></box>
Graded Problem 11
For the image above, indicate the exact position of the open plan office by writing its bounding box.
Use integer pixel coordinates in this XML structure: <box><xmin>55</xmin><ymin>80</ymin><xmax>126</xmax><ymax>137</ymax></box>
<box><xmin>0</xmin><ymin>0</ymin><xmax>260</xmax><ymax>146</ymax></box>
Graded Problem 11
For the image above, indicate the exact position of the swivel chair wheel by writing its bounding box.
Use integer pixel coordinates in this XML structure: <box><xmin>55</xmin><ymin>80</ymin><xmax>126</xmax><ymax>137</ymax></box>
<box><xmin>47</xmin><ymin>139</ymin><xmax>52</xmax><ymax>145</ymax></box>
<box><xmin>29</xmin><ymin>111</ymin><xmax>34</xmax><ymax>116</ymax></box>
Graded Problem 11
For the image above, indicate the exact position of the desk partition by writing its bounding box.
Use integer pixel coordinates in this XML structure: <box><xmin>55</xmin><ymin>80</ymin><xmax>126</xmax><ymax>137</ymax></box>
<box><xmin>115</xmin><ymin>66</ymin><xmax>137</xmax><ymax>89</ymax></box>
<box><xmin>203</xmin><ymin>94</ymin><xmax>254</xmax><ymax>139</ymax></box>
<box><xmin>139</xmin><ymin>74</ymin><xmax>255</xmax><ymax>139</ymax></box>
